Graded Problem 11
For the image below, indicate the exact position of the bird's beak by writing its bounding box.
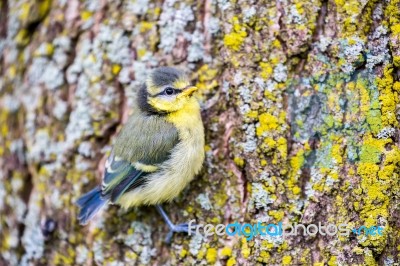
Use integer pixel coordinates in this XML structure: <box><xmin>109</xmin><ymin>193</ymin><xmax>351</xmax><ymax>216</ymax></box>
<box><xmin>179</xmin><ymin>86</ymin><xmax>198</xmax><ymax>97</ymax></box>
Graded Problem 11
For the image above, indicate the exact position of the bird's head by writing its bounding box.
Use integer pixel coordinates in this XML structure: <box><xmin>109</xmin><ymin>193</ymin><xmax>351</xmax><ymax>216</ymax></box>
<box><xmin>138</xmin><ymin>67</ymin><xmax>198</xmax><ymax>114</ymax></box>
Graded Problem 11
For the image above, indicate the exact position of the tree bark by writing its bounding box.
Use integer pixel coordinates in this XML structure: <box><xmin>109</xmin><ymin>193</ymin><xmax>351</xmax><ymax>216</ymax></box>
<box><xmin>1</xmin><ymin>0</ymin><xmax>400</xmax><ymax>265</ymax></box>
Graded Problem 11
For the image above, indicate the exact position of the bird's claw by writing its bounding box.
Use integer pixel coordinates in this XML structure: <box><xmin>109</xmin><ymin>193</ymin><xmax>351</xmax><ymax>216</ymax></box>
<box><xmin>164</xmin><ymin>223</ymin><xmax>198</xmax><ymax>243</ymax></box>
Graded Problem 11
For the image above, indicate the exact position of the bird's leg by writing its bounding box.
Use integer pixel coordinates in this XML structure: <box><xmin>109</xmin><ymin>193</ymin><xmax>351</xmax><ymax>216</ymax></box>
<box><xmin>156</xmin><ymin>205</ymin><xmax>197</xmax><ymax>243</ymax></box>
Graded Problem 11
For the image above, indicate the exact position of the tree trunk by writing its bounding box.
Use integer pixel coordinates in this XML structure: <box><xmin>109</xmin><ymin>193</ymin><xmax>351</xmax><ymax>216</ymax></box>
<box><xmin>1</xmin><ymin>0</ymin><xmax>400</xmax><ymax>265</ymax></box>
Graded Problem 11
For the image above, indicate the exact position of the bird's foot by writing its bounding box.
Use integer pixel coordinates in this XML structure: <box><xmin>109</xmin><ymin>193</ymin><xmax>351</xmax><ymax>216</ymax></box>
<box><xmin>165</xmin><ymin>222</ymin><xmax>198</xmax><ymax>243</ymax></box>
<box><xmin>156</xmin><ymin>205</ymin><xmax>198</xmax><ymax>243</ymax></box>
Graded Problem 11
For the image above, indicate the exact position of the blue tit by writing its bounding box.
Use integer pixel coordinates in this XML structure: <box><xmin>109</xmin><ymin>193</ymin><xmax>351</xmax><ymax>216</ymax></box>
<box><xmin>76</xmin><ymin>67</ymin><xmax>205</xmax><ymax>242</ymax></box>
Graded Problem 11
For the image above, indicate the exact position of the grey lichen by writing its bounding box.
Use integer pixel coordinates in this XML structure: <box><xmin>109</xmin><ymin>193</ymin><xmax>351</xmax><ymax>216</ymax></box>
<box><xmin>196</xmin><ymin>193</ymin><xmax>213</xmax><ymax>211</ymax></box>
<box><xmin>20</xmin><ymin>192</ymin><xmax>44</xmax><ymax>266</ymax></box>
<box><xmin>122</xmin><ymin>221</ymin><xmax>155</xmax><ymax>264</ymax></box>
<box><xmin>189</xmin><ymin>233</ymin><xmax>203</xmax><ymax>256</ymax></box>
<box><xmin>158</xmin><ymin>0</ymin><xmax>195</xmax><ymax>53</ymax></box>
<box><xmin>339</xmin><ymin>37</ymin><xmax>365</xmax><ymax>74</ymax></box>
<box><xmin>273</xmin><ymin>63</ymin><xmax>287</xmax><ymax>83</ymax></box>
<box><xmin>187</xmin><ymin>23</ymin><xmax>207</xmax><ymax>63</ymax></box>
<box><xmin>242</xmin><ymin>123</ymin><xmax>257</xmax><ymax>153</ymax></box>
<box><xmin>248</xmin><ymin>183</ymin><xmax>273</xmax><ymax>210</ymax></box>
<box><xmin>377</xmin><ymin>127</ymin><xmax>395</xmax><ymax>139</ymax></box>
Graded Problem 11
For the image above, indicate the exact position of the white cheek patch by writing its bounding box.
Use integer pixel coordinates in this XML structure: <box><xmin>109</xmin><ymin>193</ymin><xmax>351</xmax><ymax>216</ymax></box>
<box><xmin>149</xmin><ymin>96</ymin><xmax>184</xmax><ymax>112</ymax></box>
<box><xmin>159</xmin><ymin>95</ymin><xmax>177</xmax><ymax>102</ymax></box>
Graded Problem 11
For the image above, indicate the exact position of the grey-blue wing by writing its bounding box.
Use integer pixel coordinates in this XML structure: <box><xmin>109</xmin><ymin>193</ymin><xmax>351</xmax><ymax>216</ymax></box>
<box><xmin>112</xmin><ymin>113</ymin><xmax>180</xmax><ymax>164</ymax></box>
<box><xmin>101</xmin><ymin>112</ymin><xmax>179</xmax><ymax>202</ymax></box>
<box><xmin>102</xmin><ymin>152</ymin><xmax>147</xmax><ymax>203</ymax></box>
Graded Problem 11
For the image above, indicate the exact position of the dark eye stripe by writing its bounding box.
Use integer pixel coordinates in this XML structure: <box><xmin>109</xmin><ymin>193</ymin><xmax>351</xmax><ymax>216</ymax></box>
<box><xmin>150</xmin><ymin>88</ymin><xmax>183</xmax><ymax>97</ymax></box>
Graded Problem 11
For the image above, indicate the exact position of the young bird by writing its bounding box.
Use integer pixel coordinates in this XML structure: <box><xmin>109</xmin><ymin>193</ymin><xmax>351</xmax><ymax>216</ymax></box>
<box><xmin>76</xmin><ymin>67</ymin><xmax>205</xmax><ymax>242</ymax></box>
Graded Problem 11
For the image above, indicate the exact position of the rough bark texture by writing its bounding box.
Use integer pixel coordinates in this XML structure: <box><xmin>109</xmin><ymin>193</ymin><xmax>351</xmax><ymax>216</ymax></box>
<box><xmin>1</xmin><ymin>0</ymin><xmax>400</xmax><ymax>265</ymax></box>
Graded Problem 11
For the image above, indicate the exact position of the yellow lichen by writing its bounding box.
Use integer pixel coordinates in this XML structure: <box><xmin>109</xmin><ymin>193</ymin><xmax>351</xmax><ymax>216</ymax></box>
<box><xmin>328</xmin><ymin>256</ymin><xmax>338</xmax><ymax>266</ymax></box>
<box><xmin>221</xmin><ymin>247</ymin><xmax>232</xmax><ymax>257</ymax></box>
<box><xmin>206</xmin><ymin>248</ymin><xmax>217</xmax><ymax>264</ymax></box>
<box><xmin>180</xmin><ymin>248</ymin><xmax>187</xmax><ymax>258</ymax></box>
<box><xmin>81</xmin><ymin>11</ymin><xmax>93</xmax><ymax>21</ymax></box>
<box><xmin>356</xmin><ymin>132</ymin><xmax>400</xmax><ymax>252</ymax></box>
<box><xmin>227</xmin><ymin>257</ymin><xmax>236</xmax><ymax>266</ymax></box>
<box><xmin>234</xmin><ymin>157</ymin><xmax>245</xmax><ymax>167</ymax></box>
<box><xmin>241</xmin><ymin>238</ymin><xmax>251</xmax><ymax>259</ymax></box>
<box><xmin>260</xmin><ymin>62</ymin><xmax>273</xmax><ymax>80</ymax></box>
<box><xmin>256</xmin><ymin>113</ymin><xmax>279</xmax><ymax>136</ymax></box>
<box><xmin>268</xmin><ymin>210</ymin><xmax>284</xmax><ymax>221</ymax></box>
<box><xmin>377</xmin><ymin>65</ymin><xmax>398</xmax><ymax>127</ymax></box>
<box><xmin>137</xmin><ymin>48</ymin><xmax>147</xmax><ymax>59</ymax></box>
<box><xmin>282</xmin><ymin>255</ymin><xmax>292</xmax><ymax>265</ymax></box>
<box><xmin>257</xmin><ymin>250</ymin><xmax>271</xmax><ymax>262</ymax></box>
<box><xmin>223</xmin><ymin>17</ymin><xmax>247</xmax><ymax>51</ymax></box>
<box><xmin>15</xmin><ymin>29</ymin><xmax>31</xmax><ymax>47</ymax></box>
<box><xmin>140</xmin><ymin>21</ymin><xmax>154</xmax><ymax>33</ymax></box>
<box><xmin>112</xmin><ymin>64</ymin><xmax>122</xmax><ymax>75</ymax></box>
<box><xmin>195</xmin><ymin>64</ymin><xmax>219</xmax><ymax>92</ymax></box>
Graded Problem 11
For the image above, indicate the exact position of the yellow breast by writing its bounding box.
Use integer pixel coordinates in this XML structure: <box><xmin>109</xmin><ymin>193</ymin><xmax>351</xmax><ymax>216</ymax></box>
<box><xmin>118</xmin><ymin>98</ymin><xmax>205</xmax><ymax>208</ymax></box>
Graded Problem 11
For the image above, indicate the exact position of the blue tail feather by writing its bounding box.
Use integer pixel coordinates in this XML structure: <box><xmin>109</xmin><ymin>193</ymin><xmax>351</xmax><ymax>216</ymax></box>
<box><xmin>76</xmin><ymin>187</ymin><xmax>107</xmax><ymax>225</ymax></box>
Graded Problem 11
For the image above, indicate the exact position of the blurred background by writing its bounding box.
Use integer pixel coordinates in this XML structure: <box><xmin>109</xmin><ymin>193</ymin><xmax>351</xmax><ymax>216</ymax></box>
<box><xmin>1</xmin><ymin>0</ymin><xmax>400</xmax><ymax>265</ymax></box>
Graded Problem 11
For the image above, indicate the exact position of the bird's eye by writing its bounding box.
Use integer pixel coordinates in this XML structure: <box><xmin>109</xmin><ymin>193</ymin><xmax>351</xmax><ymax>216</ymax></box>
<box><xmin>164</xmin><ymin>87</ymin><xmax>175</xmax><ymax>95</ymax></box>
